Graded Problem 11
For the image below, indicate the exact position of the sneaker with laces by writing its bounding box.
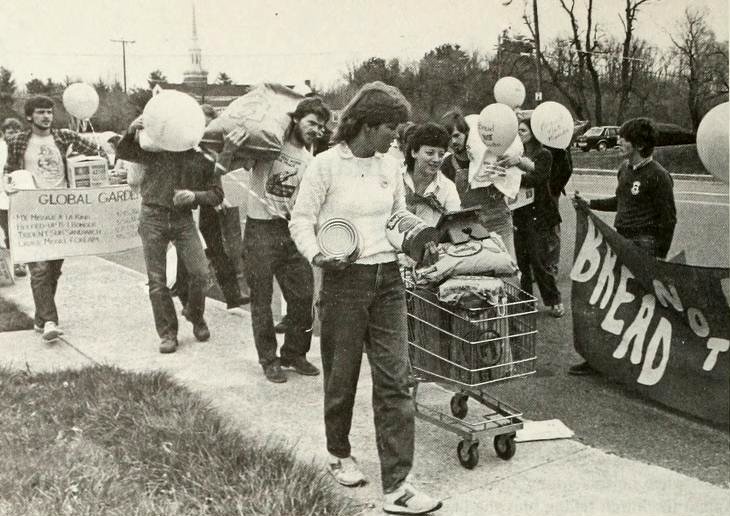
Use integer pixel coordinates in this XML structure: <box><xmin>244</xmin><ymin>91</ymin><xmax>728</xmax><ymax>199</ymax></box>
<box><xmin>383</xmin><ymin>482</ymin><xmax>442</xmax><ymax>515</ymax></box>
<box><xmin>280</xmin><ymin>355</ymin><xmax>320</xmax><ymax>376</ymax></box>
<box><xmin>42</xmin><ymin>321</ymin><xmax>63</xmax><ymax>341</ymax></box>
<box><xmin>33</xmin><ymin>324</ymin><xmax>43</xmax><ymax>333</ymax></box>
<box><xmin>327</xmin><ymin>455</ymin><xmax>366</xmax><ymax>487</ymax></box>
<box><xmin>159</xmin><ymin>336</ymin><xmax>178</xmax><ymax>354</ymax></box>
<box><xmin>263</xmin><ymin>362</ymin><xmax>287</xmax><ymax>383</ymax></box>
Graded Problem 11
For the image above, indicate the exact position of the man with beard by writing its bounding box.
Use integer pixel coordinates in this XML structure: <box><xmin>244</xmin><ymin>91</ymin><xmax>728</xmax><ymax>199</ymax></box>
<box><xmin>4</xmin><ymin>96</ymin><xmax>106</xmax><ymax>342</ymax></box>
<box><xmin>243</xmin><ymin>97</ymin><xmax>330</xmax><ymax>383</ymax></box>
<box><xmin>439</xmin><ymin>110</ymin><xmax>469</xmax><ymax>183</ymax></box>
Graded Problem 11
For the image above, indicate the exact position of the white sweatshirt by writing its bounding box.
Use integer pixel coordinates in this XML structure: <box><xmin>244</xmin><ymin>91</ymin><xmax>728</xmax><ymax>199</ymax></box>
<box><xmin>289</xmin><ymin>142</ymin><xmax>406</xmax><ymax>265</ymax></box>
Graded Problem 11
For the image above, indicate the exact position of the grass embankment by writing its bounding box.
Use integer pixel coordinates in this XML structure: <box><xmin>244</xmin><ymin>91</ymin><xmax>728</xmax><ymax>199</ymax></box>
<box><xmin>0</xmin><ymin>296</ymin><xmax>34</xmax><ymax>332</ymax></box>
<box><xmin>0</xmin><ymin>365</ymin><xmax>358</xmax><ymax>516</ymax></box>
<box><xmin>571</xmin><ymin>144</ymin><xmax>708</xmax><ymax>175</ymax></box>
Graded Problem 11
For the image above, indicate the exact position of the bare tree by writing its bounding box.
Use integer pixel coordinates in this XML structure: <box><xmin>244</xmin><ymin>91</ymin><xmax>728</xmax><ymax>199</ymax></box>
<box><xmin>669</xmin><ymin>7</ymin><xmax>729</xmax><ymax>130</ymax></box>
<box><xmin>524</xmin><ymin>0</ymin><xmax>606</xmax><ymax>123</ymax></box>
<box><xmin>615</xmin><ymin>0</ymin><xmax>653</xmax><ymax>123</ymax></box>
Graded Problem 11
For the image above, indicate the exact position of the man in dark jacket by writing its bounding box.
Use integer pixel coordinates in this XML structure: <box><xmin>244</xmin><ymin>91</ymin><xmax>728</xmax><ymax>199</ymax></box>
<box><xmin>570</xmin><ymin>117</ymin><xmax>676</xmax><ymax>375</ymax></box>
<box><xmin>116</xmin><ymin>117</ymin><xmax>231</xmax><ymax>353</ymax></box>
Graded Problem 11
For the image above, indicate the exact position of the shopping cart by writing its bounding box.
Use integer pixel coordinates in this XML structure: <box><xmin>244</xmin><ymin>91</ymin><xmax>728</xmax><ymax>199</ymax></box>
<box><xmin>405</xmin><ymin>277</ymin><xmax>537</xmax><ymax>469</ymax></box>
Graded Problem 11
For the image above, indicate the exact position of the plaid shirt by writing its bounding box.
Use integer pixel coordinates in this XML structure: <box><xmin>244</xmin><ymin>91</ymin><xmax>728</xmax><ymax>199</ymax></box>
<box><xmin>4</xmin><ymin>128</ymin><xmax>106</xmax><ymax>176</ymax></box>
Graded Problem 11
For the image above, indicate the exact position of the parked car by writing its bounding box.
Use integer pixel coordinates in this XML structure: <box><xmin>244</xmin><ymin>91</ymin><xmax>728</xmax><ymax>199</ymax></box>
<box><xmin>575</xmin><ymin>126</ymin><xmax>619</xmax><ymax>152</ymax></box>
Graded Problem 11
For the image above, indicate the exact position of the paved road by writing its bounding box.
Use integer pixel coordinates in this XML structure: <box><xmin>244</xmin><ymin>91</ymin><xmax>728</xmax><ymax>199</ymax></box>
<box><xmin>102</xmin><ymin>175</ymin><xmax>730</xmax><ymax>487</ymax></box>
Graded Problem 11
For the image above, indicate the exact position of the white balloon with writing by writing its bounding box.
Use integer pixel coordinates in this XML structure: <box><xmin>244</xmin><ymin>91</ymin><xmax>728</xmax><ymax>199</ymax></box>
<box><xmin>142</xmin><ymin>90</ymin><xmax>206</xmax><ymax>152</ymax></box>
<box><xmin>696</xmin><ymin>102</ymin><xmax>728</xmax><ymax>184</ymax></box>
<box><xmin>477</xmin><ymin>103</ymin><xmax>518</xmax><ymax>157</ymax></box>
<box><xmin>493</xmin><ymin>77</ymin><xmax>526</xmax><ymax>109</ymax></box>
<box><xmin>531</xmin><ymin>101</ymin><xmax>574</xmax><ymax>149</ymax></box>
<box><xmin>62</xmin><ymin>83</ymin><xmax>99</xmax><ymax>120</ymax></box>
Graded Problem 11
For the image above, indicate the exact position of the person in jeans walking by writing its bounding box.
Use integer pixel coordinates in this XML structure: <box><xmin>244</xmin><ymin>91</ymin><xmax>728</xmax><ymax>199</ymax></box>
<box><xmin>116</xmin><ymin>116</ymin><xmax>243</xmax><ymax>354</ymax></box>
<box><xmin>4</xmin><ymin>96</ymin><xmax>106</xmax><ymax>341</ymax></box>
<box><xmin>243</xmin><ymin>97</ymin><xmax>331</xmax><ymax>383</ymax></box>
<box><xmin>290</xmin><ymin>82</ymin><xmax>442</xmax><ymax>515</ymax></box>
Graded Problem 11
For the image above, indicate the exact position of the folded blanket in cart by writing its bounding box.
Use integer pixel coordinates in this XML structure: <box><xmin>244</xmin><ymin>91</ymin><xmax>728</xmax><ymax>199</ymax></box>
<box><xmin>438</xmin><ymin>276</ymin><xmax>506</xmax><ymax>310</ymax></box>
<box><xmin>416</xmin><ymin>234</ymin><xmax>518</xmax><ymax>283</ymax></box>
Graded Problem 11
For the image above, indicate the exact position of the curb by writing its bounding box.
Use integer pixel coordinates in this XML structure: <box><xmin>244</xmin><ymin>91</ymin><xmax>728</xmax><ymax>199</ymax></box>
<box><xmin>573</xmin><ymin>168</ymin><xmax>717</xmax><ymax>182</ymax></box>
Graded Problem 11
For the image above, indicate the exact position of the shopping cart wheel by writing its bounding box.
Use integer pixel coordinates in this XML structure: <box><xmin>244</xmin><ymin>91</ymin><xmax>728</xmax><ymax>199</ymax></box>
<box><xmin>450</xmin><ymin>393</ymin><xmax>469</xmax><ymax>419</ymax></box>
<box><xmin>493</xmin><ymin>433</ymin><xmax>517</xmax><ymax>460</ymax></box>
<box><xmin>457</xmin><ymin>440</ymin><xmax>479</xmax><ymax>469</ymax></box>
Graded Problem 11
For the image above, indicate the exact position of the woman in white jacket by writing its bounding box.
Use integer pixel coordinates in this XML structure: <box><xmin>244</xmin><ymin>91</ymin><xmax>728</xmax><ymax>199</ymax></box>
<box><xmin>289</xmin><ymin>82</ymin><xmax>442</xmax><ymax>516</ymax></box>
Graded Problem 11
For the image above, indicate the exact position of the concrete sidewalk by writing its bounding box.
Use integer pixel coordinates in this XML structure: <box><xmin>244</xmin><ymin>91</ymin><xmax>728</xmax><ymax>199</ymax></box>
<box><xmin>1</xmin><ymin>256</ymin><xmax>727</xmax><ymax>515</ymax></box>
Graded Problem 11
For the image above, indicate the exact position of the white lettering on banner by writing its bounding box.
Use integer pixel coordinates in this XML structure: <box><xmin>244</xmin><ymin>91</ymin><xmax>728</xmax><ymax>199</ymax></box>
<box><xmin>601</xmin><ymin>265</ymin><xmax>636</xmax><ymax>335</ymax></box>
<box><xmin>9</xmin><ymin>186</ymin><xmax>141</xmax><ymax>262</ymax></box>
<box><xmin>614</xmin><ymin>294</ymin><xmax>656</xmax><ymax>364</ymax></box>
<box><xmin>687</xmin><ymin>308</ymin><xmax>710</xmax><ymax>338</ymax></box>
<box><xmin>653</xmin><ymin>279</ymin><xmax>684</xmax><ymax>312</ymax></box>
<box><xmin>704</xmin><ymin>338</ymin><xmax>730</xmax><ymax>371</ymax></box>
<box><xmin>572</xmin><ymin>213</ymin><xmax>728</xmax><ymax>383</ymax></box>
<box><xmin>570</xmin><ymin>217</ymin><xmax>603</xmax><ymax>283</ymax></box>
<box><xmin>589</xmin><ymin>246</ymin><xmax>617</xmax><ymax>309</ymax></box>
<box><xmin>637</xmin><ymin>318</ymin><xmax>672</xmax><ymax>386</ymax></box>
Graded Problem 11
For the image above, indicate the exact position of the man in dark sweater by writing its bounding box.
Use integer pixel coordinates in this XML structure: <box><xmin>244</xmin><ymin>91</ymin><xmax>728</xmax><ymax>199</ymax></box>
<box><xmin>116</xmin><ymin>117</ymin><xmax>232</xmax><ymax>353</ymax></box>
<box><xmin>570</xmin><ymin>117</ymin><xmax>676</xmax><ymax>375</ymax></box>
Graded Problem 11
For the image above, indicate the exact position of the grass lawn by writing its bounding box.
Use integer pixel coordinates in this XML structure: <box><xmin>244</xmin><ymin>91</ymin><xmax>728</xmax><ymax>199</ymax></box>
<box><xmin>0</xmin><ymin>295</ymin><xmax>34</xmax><ymax>332</ymax></box>
<box><xmin>0</xmin><ymin>365</ymin><xmax>358</xmax><ymax>516</ymax></box>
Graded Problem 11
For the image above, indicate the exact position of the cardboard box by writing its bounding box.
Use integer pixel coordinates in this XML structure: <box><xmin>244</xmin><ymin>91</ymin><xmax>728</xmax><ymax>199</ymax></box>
<box><xmin>506</xmin><ymin>187</ymin><xmax>534</xmax><ymax>211</ymax></box>
<box><xmin>67</xmin><ymin>155</ymin><xmax>109</xmax><ymax>188</ymax></box>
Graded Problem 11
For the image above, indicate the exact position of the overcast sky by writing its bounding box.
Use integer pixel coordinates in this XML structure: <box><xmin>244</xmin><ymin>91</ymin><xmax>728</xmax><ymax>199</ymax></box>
<box><xmin>1</xmin><ymin>0</ymin><xmax>727</xmax><ymax>90</ymax></box>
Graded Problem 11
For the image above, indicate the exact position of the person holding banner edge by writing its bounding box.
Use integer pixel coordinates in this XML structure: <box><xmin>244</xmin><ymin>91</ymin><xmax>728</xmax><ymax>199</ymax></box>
<box><xmin>570</xmin><ymin>117</ymin><xmax>676</xmax><ymax>376</ymax></box>
<box><xmin>4</xmin><ymin>95</ymin><xmax>107</xmax><ymax>341</ymax></box>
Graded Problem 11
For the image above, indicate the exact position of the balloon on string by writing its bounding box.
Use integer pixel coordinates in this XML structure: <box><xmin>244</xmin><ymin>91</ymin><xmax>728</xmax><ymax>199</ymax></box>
<box><xmin>531</xmin><ymin>101</ymin><xmax>574</xmax><ymax>149</ymax></box>
<box><xmin>62</xmin><ymin>83</ymin><xmax>99</xmax><ymax>120</ymax></box>
<box><xmin>477</xmin><ymin>103</ymin><xmax>518</xmax><ymax>156</ymax></box>
<box><xmin>142</xmin><ymin>90</ymin><xmax>206</xmax><ymax>152</ymax></box>
<box><xmin>493</xmin><ymin>77</ymin><xmax>526</xmax><ymax>109</ymax></box>
<box><xmin>696</xmin><ymin>102</ymin><xmax>728</xmax><ymax>183</ymax></box>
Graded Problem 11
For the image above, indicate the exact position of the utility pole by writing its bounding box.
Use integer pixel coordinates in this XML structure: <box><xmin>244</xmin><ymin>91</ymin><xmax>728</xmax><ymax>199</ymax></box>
<box><xmin>532</xmin><ymin>0</ymin><xmax>543</xmax><ymax>105</ymax></box>
<box><xmin>110</xmin><ymin>38</ymin><xmax>135</xmax><ymax>93</ymax></box>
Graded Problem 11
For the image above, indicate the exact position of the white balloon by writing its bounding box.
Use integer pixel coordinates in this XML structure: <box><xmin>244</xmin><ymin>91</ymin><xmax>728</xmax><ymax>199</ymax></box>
<box><xmin>477</xmin><ymin>103</ymin><xmax>518</xmax><ymax>156</ymax></box>
<box><xmin>531</xmin><ymin>101</ymin><xmax>574</xmax><ymax>149</ymax></box>
<box><xmin>696</xmin><ymin>102</ymin><xmax>728</xmax><ymax>183</ymax></box>
<box><xmin>494</xmin><ymin>77</ymin><xmax>526</xmax><ymax>109</ymax></box>
<box><xmin>62</xmin><ymin>83</ymin><xmax>99</xmax><ymax>120</ymax></box>
<box><xmin>142</xmin><ymin>90</ymin><xmax>206</xmax><ymax>152</ymax></box>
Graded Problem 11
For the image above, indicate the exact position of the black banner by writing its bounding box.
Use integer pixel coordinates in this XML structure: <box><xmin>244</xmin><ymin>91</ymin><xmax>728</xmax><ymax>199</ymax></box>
<box><xmin>571</xmin><ymin>204</ymin><xmax>729</xmax><ymax>426</ymax></box>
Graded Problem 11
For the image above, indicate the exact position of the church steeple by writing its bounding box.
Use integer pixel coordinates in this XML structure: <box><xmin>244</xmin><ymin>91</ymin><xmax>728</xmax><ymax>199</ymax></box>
<box><xmin>183</xmin><ymin>2</ymin><xmax>208</xmax><ymax>86</ymax></box>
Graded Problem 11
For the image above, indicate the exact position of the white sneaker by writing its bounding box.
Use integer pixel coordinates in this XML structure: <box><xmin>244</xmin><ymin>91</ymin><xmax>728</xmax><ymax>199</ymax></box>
<box><xmin>383</xmin><ymin>482</ymin><xmax>442</xmax><ymax>515</ymax></box>
<box><xmin>42</xmin><ymin>321</ymin><xmax>63</xmax><ymax>341</ymax></box>
<box><xmin>327</xmin><ymin>454</ymin><xmax>366</xmax><ymax>487</ymax></box>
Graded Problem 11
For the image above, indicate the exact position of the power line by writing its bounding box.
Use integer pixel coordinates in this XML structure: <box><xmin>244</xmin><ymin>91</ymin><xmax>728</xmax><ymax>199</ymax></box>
<box><xmin>110</xmin><ymin>39</ymin><xmax>135</xmax><ymax>92</ymax></box>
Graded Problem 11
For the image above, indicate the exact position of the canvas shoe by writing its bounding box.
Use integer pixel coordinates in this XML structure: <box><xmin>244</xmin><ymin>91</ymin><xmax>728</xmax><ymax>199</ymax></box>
<box><xmin>41</xmin><ymin>321</ymin><xmax>63</xmax><ymax>341</ymax></box>
<box><xmin>383</xmin><ymin>482</ymin><xmax>442</xmax><ymax>515</ymax></box>
<box><xmin>327</xmin><ymin>455</ymin><xmax>366</xmax><ymax>487</ymax></box>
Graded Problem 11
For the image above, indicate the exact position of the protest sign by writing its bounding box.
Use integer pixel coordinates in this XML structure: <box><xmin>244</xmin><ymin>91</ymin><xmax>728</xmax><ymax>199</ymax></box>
<box><xmin>571</xmin><ymin>204</ymin><xmax>730</xmax><ymax>426</ymax></box>
<box><xmin>8</xmin><ymin>186</ymin><xmax>141</xmax><ymax>263</ymax></box>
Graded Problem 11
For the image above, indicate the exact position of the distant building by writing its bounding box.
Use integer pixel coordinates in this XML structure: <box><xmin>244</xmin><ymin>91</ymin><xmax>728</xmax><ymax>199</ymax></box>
<box><xmin>153</xmin><ymin>2</ymin><xmax>313</xmax><ymax>111</ymax></box>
